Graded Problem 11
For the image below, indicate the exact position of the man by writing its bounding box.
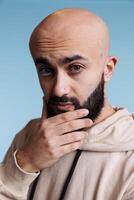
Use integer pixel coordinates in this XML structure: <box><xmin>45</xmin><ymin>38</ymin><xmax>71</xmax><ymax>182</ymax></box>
<box><xmin>0</xmin><ymin>8</ymin><xmax>134</xmax><ymax>200</ymax></box>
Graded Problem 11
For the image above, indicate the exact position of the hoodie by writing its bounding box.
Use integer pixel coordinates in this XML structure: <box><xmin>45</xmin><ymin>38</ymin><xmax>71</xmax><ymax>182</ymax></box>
<box><xmin>0</xmin><ymin>107</ymin><xmax>134</xmax><ymax>200</ymax></box>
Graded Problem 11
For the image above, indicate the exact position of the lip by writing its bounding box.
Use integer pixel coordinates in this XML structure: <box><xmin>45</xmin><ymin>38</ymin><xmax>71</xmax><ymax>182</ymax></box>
<box><xmin>54</xmin><ymin>102</ymin><xmax>74</xmax><ymax>110</ymax></box>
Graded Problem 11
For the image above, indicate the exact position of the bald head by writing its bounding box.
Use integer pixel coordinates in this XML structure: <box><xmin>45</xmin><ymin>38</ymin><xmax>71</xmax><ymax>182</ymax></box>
<box><xmin>29</xmin><ymin>8</ymin><xmax>110</xmax><ymax>60</ymax></box>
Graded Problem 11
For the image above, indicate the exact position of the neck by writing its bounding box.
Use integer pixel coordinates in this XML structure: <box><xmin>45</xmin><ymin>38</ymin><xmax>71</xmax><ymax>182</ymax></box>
<box><xmin>94</xmin><ymin>99</ymin><xmax>115</xmax><ymax>125</ymax></box>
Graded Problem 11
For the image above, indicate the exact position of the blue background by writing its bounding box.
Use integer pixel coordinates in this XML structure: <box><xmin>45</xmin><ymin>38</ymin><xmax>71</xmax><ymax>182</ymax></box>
<box><xmin>0</xmin><ymin>0</ymin><xmax>134</xmax><ymax>161</ymax></box>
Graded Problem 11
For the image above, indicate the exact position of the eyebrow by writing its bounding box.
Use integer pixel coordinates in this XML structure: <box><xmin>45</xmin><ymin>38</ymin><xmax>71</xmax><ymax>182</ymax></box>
<box><xmin>35</xmin><ymin>54</ymin><xmax>89</xmax><ymax>66</ymax></box>
<box><xmin>59</xmin><ymin>54</ymin><xmax>89</xmax><ymax>65</ymax></box>
<box><xmin>35</xmin><ymin>57</ymin><xmax>52</xmax><ymax>67</ymax></box>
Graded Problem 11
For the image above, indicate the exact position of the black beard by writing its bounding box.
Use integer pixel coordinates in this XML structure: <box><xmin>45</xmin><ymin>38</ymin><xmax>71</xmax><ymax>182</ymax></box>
<box><xmin>47</xmin><ymin>74</ymin><xmax>104</xmax><ymax>121</ymax></box>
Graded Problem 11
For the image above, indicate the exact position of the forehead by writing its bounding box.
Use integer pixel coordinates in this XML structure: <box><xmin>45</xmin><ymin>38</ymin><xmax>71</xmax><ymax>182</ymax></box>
<box><xmin>30</xmin><ymin>27</ymin><xmax>102</xmax><ymax>62</ymax></box>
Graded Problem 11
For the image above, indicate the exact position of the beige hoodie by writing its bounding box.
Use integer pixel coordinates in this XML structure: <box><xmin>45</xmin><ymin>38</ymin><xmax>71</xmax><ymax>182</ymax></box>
<box><xmin>0</xmin><ymin>108</ymin><xmax>134</xmax><ymax>200</ymax></box>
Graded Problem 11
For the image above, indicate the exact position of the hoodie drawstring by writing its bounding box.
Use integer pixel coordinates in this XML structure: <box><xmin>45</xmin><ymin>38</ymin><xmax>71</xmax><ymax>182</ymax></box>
<box><xmin>59</xmin><ymin>149</ymin><xmax>82</xmax><ymax>200</ymax></box>
<box><xmin>29</xmin><ymin>150</ymin><xmax>82</xmax><ymax>200</ymax></box>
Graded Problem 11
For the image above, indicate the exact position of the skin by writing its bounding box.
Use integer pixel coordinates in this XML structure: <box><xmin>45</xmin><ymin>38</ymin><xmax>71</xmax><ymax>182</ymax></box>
<box><xmin>16</xmin><ymin>8</ymin><xmax>117</xmax><ymax>172</ymax></box>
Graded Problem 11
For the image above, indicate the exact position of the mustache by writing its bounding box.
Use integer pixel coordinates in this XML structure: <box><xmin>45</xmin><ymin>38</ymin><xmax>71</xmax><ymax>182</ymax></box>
<box><xmin>48</xmin><ymin>95</ymin><xmax>78</xmax><ymax>104</ymax></box>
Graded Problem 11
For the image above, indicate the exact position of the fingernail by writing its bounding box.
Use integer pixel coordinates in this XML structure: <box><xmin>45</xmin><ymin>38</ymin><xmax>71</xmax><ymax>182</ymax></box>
<box><xmin>82</xmin><ymin>109</ymin><xmax>89</xmax><ymax>115</ymax></box>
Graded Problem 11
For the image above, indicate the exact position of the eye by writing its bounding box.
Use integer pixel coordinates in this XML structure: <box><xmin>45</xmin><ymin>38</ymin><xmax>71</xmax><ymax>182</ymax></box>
<box><xmin>69</xmin><ymin>64</ymin><xmax>83</xmax><ymax>74</ymax></box>
<box><xmin>38</xmin><ymin>66</ymin><xmax>54</xmax><ymax>77</ymax></box>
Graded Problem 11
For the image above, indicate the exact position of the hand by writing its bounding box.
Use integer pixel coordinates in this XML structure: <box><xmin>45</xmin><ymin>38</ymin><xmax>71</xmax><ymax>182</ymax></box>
<box><xmin>16</xmin><ymin>97</ymin><xmax>93</xmax><ymax>173</ymax></box>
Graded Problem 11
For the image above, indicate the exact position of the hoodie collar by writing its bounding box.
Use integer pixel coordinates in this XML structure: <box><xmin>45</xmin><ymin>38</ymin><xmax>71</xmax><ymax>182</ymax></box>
<box><xmin>80</xmin><ymin>108</ymin><xmax>134</xmax><ymax>152</ymax></box>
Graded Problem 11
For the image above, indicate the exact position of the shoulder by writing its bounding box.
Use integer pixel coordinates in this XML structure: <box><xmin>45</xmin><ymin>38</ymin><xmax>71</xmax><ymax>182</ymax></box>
<box><xmin>2</xmin><ymin>118</ymin><xmax>40</xmax><ymax>163</ymax></box>
<box><xmin>13</xmin><ymin>118</ymin><xmax>41</xmax><ymax>150</ymax></box>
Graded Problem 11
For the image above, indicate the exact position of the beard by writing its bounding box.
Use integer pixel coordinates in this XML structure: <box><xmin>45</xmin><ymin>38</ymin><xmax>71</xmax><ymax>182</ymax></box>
<box><xmin>47</xmin><ymin>74</ymin><xmax>105</xmax><ymax>121</ymax></box>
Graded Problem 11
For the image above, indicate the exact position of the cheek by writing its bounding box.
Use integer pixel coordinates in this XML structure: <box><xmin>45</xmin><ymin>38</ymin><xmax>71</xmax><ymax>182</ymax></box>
<box><xmin>38</xmin><ymin>78</ymin><xmax>52</xmax><ymax>101</ymax></box>
<box><xmin>74</xmin><ymin>72</ymin><xmax>102</xmax><ymax>103</ymax></box>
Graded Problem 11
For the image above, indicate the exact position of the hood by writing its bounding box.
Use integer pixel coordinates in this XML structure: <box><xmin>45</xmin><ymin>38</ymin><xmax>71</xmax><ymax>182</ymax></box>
<box><xmin>80</xmin><ymin>108</ymin><xmax>134</xmax><ymax>152</ymax></box>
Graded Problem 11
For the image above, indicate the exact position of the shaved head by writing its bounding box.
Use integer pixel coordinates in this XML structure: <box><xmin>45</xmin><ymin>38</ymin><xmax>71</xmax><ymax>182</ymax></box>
<box><xmin>29</xmin><ymin>8</ymin><xmax>110</xmax><ymax>61</ymax></box>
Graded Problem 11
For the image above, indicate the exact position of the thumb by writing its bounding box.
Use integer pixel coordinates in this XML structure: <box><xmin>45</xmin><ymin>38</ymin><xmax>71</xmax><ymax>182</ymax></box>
<box><xmin>41</xmin><ymin>96</ymin><xmax>48</xmax><ymax>119</ymax></box>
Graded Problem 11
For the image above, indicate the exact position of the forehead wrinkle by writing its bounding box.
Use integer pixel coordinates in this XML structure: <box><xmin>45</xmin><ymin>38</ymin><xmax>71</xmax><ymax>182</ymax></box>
<box><xmin>36</xmin><ymin>35</ymin><xmax>70</xmax><ymax>45</ymax></box>
<box><xmin>31</xmin><ymin>27</ymin><xmax>71</xmax><ymax>45</ymax></box>
<box><xmin>31</xmin><ymin>34</ymin><xmax>74</xmax><ymax>55</ymax></box>
<box><xmin>36</xmin><ymin>42</ymin><xmax>67</xmax><ymax>50</ymax></box>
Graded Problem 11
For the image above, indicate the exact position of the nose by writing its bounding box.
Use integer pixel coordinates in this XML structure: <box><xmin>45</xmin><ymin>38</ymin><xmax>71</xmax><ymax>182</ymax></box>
<box><xmin>52</xmin><ymin>72</ymin><xmax>70</xmax><ymax>97</ymax></box>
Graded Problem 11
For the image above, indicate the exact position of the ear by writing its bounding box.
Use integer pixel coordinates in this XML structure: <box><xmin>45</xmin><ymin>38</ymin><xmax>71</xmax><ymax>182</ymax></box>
<box><xmin>104</xmin><ymin>56</ymin><xmax>118</xmax><ymax>82</ymax></box>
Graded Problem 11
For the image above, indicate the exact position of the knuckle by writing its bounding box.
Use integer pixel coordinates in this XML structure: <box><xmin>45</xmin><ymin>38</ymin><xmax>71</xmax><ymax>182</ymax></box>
<box><xmin>69</xmin><ymin>143</ymin><xmax>74</xmax><ymax>151</ymax></box>
<box><xmin>50</xmin><ymin>149</ymin><xmax>59</xmax><ymax>159</ymax></box>
<box><xmin>43</xmin><ymin>127</ymin><xmax>53</xmax><ymax>138</ymax></box>
<box><xmin>42</xmin><ymin>129</ymin><xmax>49</xmax><ymax>139</ymax></box>
<box><xmin>70</xmin><ymin>143</ymin><xmax>79</xmax><ymax>151</ymax></box>
<box><xmin>47</xmin><ymin>139</ymin><xmax>53</xmax><ymax>148</ymax></box>
<box><xmin>68</xmin><ymin>121</ymin><xmax>75</xmax><ymax>129</ymax></box>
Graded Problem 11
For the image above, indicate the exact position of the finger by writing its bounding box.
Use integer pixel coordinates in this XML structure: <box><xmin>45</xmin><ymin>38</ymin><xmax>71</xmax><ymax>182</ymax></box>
<box><xmin>42</xmin><ymin>108</ymin><xmax>89</xmax><ymax>126</ymax></box>
<box><xmin>59</xmin><ymin>140</ymin><xmax>84</xmax><ymax>156</ymax></box>
<box><xmin>57</xmin><ymin>131</ymin><xmax>88</xmax><ymax>146</ymax></box>
<box><xmin>41</xmin><ymin>96</ymin><xmax>48</xmax><ymax>120</ymax></box>
<box><xmin>51</xmin><ymin>118</ymin><xmax>93</xmax><ymax>136</ymax></box>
